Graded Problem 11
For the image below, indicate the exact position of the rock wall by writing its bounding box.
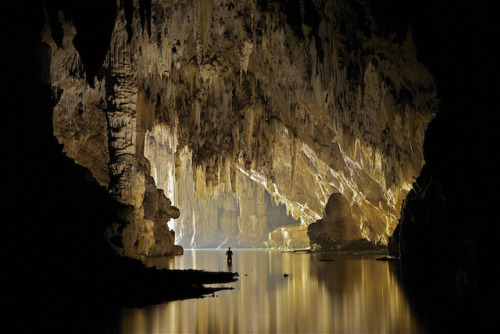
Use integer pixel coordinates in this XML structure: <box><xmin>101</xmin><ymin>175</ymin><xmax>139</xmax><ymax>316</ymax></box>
<box><xmin>144</xmin><ymin>125</ymin><xmax>299</xmax><ymax>248</ymax></box>
<box><xmin>45</xmin><ymin>4</ymin><xmax>181</xmax><ymax>258</ymax></box>
<box><xmin>45</xmin><ymin>0</ymin><xmax>436</xmax><ymax>253</ymax></box>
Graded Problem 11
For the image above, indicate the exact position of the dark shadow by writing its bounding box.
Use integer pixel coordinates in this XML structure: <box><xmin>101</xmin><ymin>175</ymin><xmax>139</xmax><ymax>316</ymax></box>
<box><xmin>2</xmin><ymin>2</ymin><xmax>238</xmax><ymax>333</ymax></box>
<box><xmin>389</xmin><ymin>259</ymin><xmax>497</xmax><ymax>334</ymax></box>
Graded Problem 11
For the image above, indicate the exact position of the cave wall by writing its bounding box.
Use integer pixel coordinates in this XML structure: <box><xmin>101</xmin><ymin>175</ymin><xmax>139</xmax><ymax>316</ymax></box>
<box><xmin>44</xmin><ymin>3</ymin><xmax>181</xmax><ymax>257</ymax></box>
<box><xmin>389</xmin><ymin>1</ymin><xmax>500</xmax><ymax>267</ymax></box>
<box><xmin>144</xmin><ymin>126</ymin><xmax>300</xmax><ymax>248</ymax></box>
<box><xmin>45</xmin><ymin>0</ymin><xmax>436</xmax><ymax>254</ymax></box>
<box><xmin>387</xmin><ymin>1</ymin><xmax>499</xmax><ymax>331</ymax></box>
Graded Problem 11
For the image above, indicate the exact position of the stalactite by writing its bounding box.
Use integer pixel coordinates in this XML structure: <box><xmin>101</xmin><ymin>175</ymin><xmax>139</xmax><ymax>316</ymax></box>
<box><xmin>49</xmin><ymin>0</ymin><xmax>437</xmax><ymax>251</ymax></box>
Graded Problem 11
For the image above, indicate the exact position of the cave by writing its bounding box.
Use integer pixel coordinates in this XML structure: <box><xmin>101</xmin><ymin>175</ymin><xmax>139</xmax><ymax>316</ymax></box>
<box><xmin>40</xmin><ymin>0</ymin><xmax>438</xmax><ymax>256</ymax></box>
<box><xmin>3</xmin><ymin>0</ymin><xmax>499</xmax><ymax>332</ymax></box>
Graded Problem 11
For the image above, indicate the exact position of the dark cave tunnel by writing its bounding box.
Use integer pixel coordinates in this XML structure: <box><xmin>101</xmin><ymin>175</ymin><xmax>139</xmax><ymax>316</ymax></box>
<box><xmin>2</xmin><ymin>0</ymin><xmax>500</xmax><ymax>332</ymax></box>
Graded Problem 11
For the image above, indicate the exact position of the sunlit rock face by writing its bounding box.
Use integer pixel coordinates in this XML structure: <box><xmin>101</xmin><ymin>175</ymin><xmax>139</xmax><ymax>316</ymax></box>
<box><xmin>46</xmin><ymin>0</ymin><xmax>436</xmax><ymax>253</ymax></box>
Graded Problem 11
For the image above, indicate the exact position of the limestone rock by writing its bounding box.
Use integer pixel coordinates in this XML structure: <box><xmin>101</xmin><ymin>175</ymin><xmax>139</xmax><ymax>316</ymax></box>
<box><xmin>172</xmin><ymin>245</ymin><xmax>184</xmax><ymax>255</ymax></box>
<box><xmin>45</xmin><ymin>0</ymin><xmax>436</xmax><ymax>253</ymax></box>
<box><xmin>308</xmin><ymin>193</ymin><xmax>366</xmax><ymax>250</ymax></box>
<box><xmin>269</xmin><ymin>224</ymin><xmax>310</xmax><ymax>249</ymax></box>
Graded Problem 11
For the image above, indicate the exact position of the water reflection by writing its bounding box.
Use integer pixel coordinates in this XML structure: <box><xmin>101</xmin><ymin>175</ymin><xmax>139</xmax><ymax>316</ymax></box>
<box><xmin>122</xmin><ymin>250</ymin><xmax>421</xmax><ymax>333</ymax></box>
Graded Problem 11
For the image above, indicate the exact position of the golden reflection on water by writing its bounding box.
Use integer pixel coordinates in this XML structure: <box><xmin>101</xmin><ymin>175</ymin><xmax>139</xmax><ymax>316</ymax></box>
<box><xmin>122</xmin><ymin>250</ymin><xmax>421</xmax><ymax>333</ymax></box>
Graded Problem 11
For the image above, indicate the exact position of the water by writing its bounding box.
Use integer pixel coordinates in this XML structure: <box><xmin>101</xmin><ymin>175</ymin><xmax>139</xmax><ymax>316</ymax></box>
<box><xmin>120</xmin><ymin>249</ymin><xmax>422</xmax><ymax>334</ymax></box>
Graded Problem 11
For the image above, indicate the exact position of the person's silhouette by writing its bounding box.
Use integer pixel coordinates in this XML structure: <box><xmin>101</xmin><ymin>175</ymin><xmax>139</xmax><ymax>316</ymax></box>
<box><xmin>226</xmin><ymin>247</ymin><xmax>233</xmax><ymax>264</ymax></box>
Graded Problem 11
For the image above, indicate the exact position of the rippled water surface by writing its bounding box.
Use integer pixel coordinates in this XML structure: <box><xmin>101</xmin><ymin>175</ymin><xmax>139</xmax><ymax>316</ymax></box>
<box><xmin>121</xmin><ymin>249</ymin><xmax>422</xmax><ymax>333</ymax></box>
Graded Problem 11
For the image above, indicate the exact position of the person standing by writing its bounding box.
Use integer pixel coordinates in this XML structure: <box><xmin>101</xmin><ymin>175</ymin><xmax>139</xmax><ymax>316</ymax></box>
<box><xmin>226</xmin><ymin>247</ymin><xmax>233</xmax><ymax>264</ymax></box>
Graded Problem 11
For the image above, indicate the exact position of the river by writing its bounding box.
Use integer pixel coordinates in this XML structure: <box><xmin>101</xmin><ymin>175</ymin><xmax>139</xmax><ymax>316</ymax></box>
<box><xmin>119</xmin><ymin>249</ymin><xmax>422</xmax><ymax>333</ymax></box>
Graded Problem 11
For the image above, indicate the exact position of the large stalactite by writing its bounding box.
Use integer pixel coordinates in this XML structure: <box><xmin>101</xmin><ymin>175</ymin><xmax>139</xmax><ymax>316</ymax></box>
<box><xmin>44</xmin><ymin>0</ymin><xmax>436</xmax><ymax>257</ymax></box>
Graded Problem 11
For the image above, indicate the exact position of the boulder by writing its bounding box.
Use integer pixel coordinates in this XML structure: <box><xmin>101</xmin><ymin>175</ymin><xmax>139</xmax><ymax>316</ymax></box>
<box><xmin>308</xmin><ymin>193</ymin><xmax>366</xmax><ymax>250</ymax></box>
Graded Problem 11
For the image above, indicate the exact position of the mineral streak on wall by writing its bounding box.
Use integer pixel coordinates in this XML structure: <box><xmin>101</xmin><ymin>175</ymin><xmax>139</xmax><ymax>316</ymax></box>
<box><xmin>45</xmin><ymin>0</ymin><xmax>436</xmax><ymax>255</ymax></box>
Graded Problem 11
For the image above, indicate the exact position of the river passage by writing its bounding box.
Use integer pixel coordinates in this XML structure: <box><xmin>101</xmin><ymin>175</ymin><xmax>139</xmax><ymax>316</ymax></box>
<box><xmin>120</xmin><ymin>249</ymin><xmax>421</xmax><ymax>333</ymax></box>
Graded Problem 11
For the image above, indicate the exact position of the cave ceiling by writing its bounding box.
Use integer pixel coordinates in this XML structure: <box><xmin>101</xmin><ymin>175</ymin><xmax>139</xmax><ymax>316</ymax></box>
<box><xmin>42</xmin><ymin>0</ymin><xmax>436</xmax><ymax>254</ymax></box>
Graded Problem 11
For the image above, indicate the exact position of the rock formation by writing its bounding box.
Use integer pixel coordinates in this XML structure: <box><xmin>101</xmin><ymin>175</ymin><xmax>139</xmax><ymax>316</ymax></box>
<box><xmin>43</xmin><ymin>0</ymin><xmax>437</xmax><ymax>254</ymax></box>
<box><xmin>308</xmin><ymin>193</ymin><xmax>361</xmax><ymax>249</ymax></box>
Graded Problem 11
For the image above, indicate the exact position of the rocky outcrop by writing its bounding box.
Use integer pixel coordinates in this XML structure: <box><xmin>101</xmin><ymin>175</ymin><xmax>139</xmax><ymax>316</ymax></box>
<box><xmin>308</xmin><ymin>192</ymin><xmax>383</xmax><ymax>251</ymax></box>
<box><xmin>308</xmin><ymin>193</ymin><xmax>361</xmax><ymax>247</ymax></box>
<box><xmin>45</xmin><ymin>0</ymin><xmax>436</xmax><ymax>253</ymax></box>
